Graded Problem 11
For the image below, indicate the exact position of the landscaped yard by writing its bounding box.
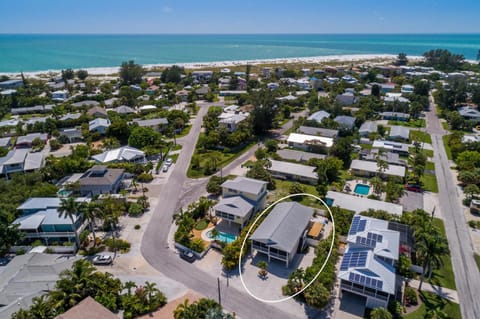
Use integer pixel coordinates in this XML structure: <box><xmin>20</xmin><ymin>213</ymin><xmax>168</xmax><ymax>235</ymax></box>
<box><xmin>175</xmin><ymin>125</ymin><xmax>192</xmax><ymax>138</ymax></box>
<box><xmin>388</xmin><ymin>119</ymin><xmax>426</xmax><ymax>128</ymax></box>
<box><xmin>404</xmin><ymin>291</ymin><xmax>461</xmax><ymax>319</ymax></box>
<box><xmin>409</xmin><ymin>147</ymin><xmax>434</xmax><ymax>158</ymax></box>
<box><xmin>421</xmin><ymin>173</ymin><xmax>439</xmax><ymax>193</ymax></box>
<box><xmin>187</xmin><ymin>139</ymin><xmax>256</xmax><ymax>178</ymax></box>
<box><xmin>427</xmin><ymin>218</ymin><xmax>456</xmax><ymax>290</ymax></box>
<box><xmin>270</xmin><ymin>179</ymin><xmax>324</xmax><ymax>209</ymax></box>
<box><xmin>425</xmin><ymin>161</ymin><xmax>435</xmax><ymax>171</ymax></box>
<box><xmin>409</xmin><ymin>130</ymin><xmax>432</xmax><ymax>144</ymax></box>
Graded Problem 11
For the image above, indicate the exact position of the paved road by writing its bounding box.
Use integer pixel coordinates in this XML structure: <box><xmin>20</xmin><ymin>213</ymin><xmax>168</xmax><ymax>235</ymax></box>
<box><xmin>425</xmin><ymin>93</ymin><xmax>480</xmax><ymax>319</ymax></box>
<box><xmin>141</xmin><ymin>105</ymin><xmax>313</xmax><ymax>319</ymax></box>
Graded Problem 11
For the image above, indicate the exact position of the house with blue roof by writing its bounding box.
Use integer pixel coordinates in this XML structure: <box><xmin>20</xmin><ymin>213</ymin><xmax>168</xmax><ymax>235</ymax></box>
<box><xmin>339</xmin><ymin>215</ymin><xmax>401</xmax><ymax>309</ymax></box>
<box><xmin>12</xmin><ymin>197</ymin><xmax>90</xmax><ymax>249</ymax></box>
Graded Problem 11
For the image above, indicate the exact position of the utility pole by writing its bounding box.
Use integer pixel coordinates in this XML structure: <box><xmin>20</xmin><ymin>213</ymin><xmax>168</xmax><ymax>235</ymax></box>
<box><xmin>217</xmin><ymin>277</ymin><xmax>222</xmax><ymax>306</ymax></box>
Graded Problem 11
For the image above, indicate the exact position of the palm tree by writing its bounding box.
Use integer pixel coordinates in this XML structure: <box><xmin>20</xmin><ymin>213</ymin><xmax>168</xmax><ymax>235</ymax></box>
<box><xmin>29</xmin><ymin>295</ymin><xmax>54</xmax><ymax>319</ymax></box>
<box><xmin>416</xmin><ymin>226</ymin><xmax>450</xmax><ymax>290</ymax></box>
<box><xmin>81</xmin><ymin>203</ymin><xmax>101</xmax><ymax>247</ymax></box>
<box><xmin>58</xmin><ymin>196</ymin><xmax>81</xmax><ymax>224</ymax></box>
<box><xmin>123</xmin><ymin>280</ymin><xmax>137</xmax><ymax>296</ymax></box>
<box><xmin>174</xmin><ymin>298</ymin><xmax>191</xmax><ymax>319</ymax></box>
<box><xmin>425</xmin><ymin>307</ymin><xmax>448</xmax><ymax>319</ymax></box>
<box><xmin>144</xmin><ymin>281</ymin><xmax>157</xmax><ymax>302</ymax></box>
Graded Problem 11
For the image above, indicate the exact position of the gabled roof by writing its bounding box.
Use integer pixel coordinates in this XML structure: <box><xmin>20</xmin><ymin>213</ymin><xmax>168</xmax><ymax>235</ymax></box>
<box><xmin>389</xmin><ymin>126</ymin><xmax>410</xmax><ymax>139</ymax></box>
<box><xmin>72</xmin><ymin>100</ymin><xmax>100</xmax><ymax>108</ymax></box>
<box><xmin>307</xmin><ymin>110</ymin><xmax>330</xmax><ymax>123</ymax></box>
<box><xmin>114</xmin><ymin>105</ymin><xmax>135</xmax><ymax>114</ymax></box>
<box><xmin>250</xmin><ymin>202</ymin><xmax>313</xmax><ymax>253</ymax></box>
<box><xmin>213</xmin><ymin>196</ymin><xmax>253</xmax><ymax>218</ymax></box>
<box><xmin>56</xmin><ymin>296</ymin><xmax>117</xmax><ymax>319</ymax></box>
<box><xmin>92</xmin><ymin>146</ymin><xmax>145</xmax><ymax>163</ymax></box>
<box><xmin>359</xmin><ymin>121</ymin><xmax>378</xmax><ymax>133</ymax></box>
<box><xmin>79</xmin><ymin>165</ymin><xmax>124</xmax><ymax>186</ymax></box>
<box><xmin>16</xmin><ymin>133</ymin><xmax>48</xmax><ymax>145</ymax></box>
<box><xmin>221</xmin><ymin>177</ymin><xmax>267</xmax><ymax>196</ymax></box>
<box><xmin>87</xmin><ymin>106</ymin><xmax>107</xmax><ymax>117</ymax></box>
<box><xmin>334</xmin><ymin>115</ymin><xmax>356</xmax><ymax>128</ymax></box>
<box><xmin>133</xmin><ymin>118</ymin><xmax>168</xmax><ymax>127</ymax></box>
<box><xmin>60</xmin><ymin>113</ymin><xmax>82</xmax><ymax>121</ymax></box>
<box><xmin>326</xmin><ymin>191</ymin><xmax>403</xmax><ymax>216</ymax></box>
<box><xmin>89</xmin><ymin>118</ymin><xmax>111</xmax><ymax>130</ymax></box>
<box><xmin>268</xmin><ymin>160</ymin><xmax>318</xmax><ymax>180</ymax></box>
<box><xmin>297</xmin><ymin>126</ymin><xmax>338</xmax><ymax>138</ymax></box>
<box><xmin>287</xmin><ymin>133</ymin><xmax>334</xmax><ymax>148</ymax></box>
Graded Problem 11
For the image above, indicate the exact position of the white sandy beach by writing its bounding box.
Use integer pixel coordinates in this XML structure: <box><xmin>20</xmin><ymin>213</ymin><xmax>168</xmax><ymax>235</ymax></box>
<box><xmin>1</xmin><ymin>54</ymin><xmax>427</xmax><ymax>78</ymax></box>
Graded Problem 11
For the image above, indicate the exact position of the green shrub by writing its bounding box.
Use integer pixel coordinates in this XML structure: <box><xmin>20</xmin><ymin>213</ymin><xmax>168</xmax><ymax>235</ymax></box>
<box><xmin>405</xmin><ymin>287</ymin><xmax>418</xmax><ymax>305</ymax></box>
<box><xmin>31</xmin><ymin>240</ymin><xmax>44</xmax><ymax>247</ymax></box>
<box><xmin>134</xmin><ymin>224</ymin><xmax>141</xmax><ymax>230</ymax></box>
<box><xmin>63</xmin><ymin>241</ymin><xmax>74</xmax><ymax>246</ymax></box>
<box><xmin>136</xmin><ymin>173</ymin><xmax>153</xmax><ymax>183</ymax></box>
<box><xmin>45</xmin><ymin>248</ymin><xmax>54</xmax><ymax>254</ymax></box>
<box><xmin>104</xmin><ymin>238</ymin><xmax>131</xmax><ymax>253</ymax></box>
<box><xmin>189</xmin><ymin>238</ymin><xmax>205</xmax><ymax>253</ymax></box>
<box><xmin>16</xmin><ymin>248</ymin><xmax>26</xmax><ymax>255</ymax></box>
<box><xmin>128</xmin><ymin>202</ymin><xmax>144</xmax><ymax>216</ymax></box>
<box><xmin>79</xmin><ymin>229</ymin><xmax>90</xmax><ymax>245</ymax></box>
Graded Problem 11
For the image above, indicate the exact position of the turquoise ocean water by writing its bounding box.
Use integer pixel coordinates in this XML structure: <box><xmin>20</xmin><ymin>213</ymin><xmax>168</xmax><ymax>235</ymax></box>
<box><xmin>1</xmin><ymin>34</ymin><xmax>480</xmax><ymax>73</ymax></box>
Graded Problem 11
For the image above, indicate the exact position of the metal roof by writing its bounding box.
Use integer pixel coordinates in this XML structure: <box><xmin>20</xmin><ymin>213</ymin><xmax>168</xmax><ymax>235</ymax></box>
<box><xmin>277</xmin><ymin>149</ymin><xmax>326</xmax><ymax>162</ymax></box>
<box><xmin>326</xmin><ymin>191</ymin><xmax>403</xmax><ymax>216</ymax></box>
<box><xmin>350</xmin><ymin>159</ymin><xmax>406</xmax><ymax>177</ymax></box>
<box><xmin>268</xmin><ymin>160</ymin><xmax>318</xmax><ymax>180</ymax></box>
<box><xmin>92</xmin><ymin>146</ymin><xmax>145</xmax><ymax>163</ymax></box>
<box><xmin>221</xmin><ymin>177</ymin><xmax>267</xmax><ymax>196</ymax></box>
<box><xmin>250</xmin><ymin>202</ymin><xmax>313</xmax><ymax>254</ymax></box>
<box><xmin>287</xmin><ymin>133</ymin><xmax>334</xmax><ymax>148</ymax></box>
<box><xmin>213</xmin><ymin>196</ymin><xmax>253</xmax><ymax>218</ymax></box>
<box><xmin>307</xmin><ymin>110</ymin><xmax>330</xmax><ymax>123</ymax></box>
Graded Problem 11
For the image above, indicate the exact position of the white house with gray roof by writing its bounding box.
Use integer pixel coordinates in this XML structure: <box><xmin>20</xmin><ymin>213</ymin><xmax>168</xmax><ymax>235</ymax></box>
<box><xmin>0</xmin><ymin>149</ymin><xmax>45</xmax><ymax>176</ymax></box>
<box><xmin>214</xmin><ymin>177</ymin><xmax>268</xmax><ymax>229</ymax></box>
<box><xmin>89</xmin><ymin>118</ymin><xmax>111</xmax><ymax>134</ymax></box>
<box><xmin>359</xmin><ymin>121</ymin><xmax>378</xmax><ymax>137</ymax></box>
<box><xmin>250</xmin><ymin>202</ymin><xmax>314</xmax><ymax>267</ymax></box>
<box><xmin>326</xmin><ymin>191</ymin><xmax>403</xmax><ymax>216</ymax></box>
<box><xmin>219</xmin><ymin>113</ymin><xmax>248</xmax><ymax>132</ymax></box>
<box><xmin>268</xmin><ymin>160</ymin><xmax>318</xmax><ymax>184</ymax></box>
<box><xmin>388</xmin><ymin>126</ymin><xmax>410</xmax><ymax>141</ymax></box>
<box><xmin>350</xmin><ymin>159</ymin><xmax>406</xmax><ymax>179</ymax></box>
<box><xmin>339</xmin><ymin>215</ymin><xmax>400</xmax><ymax>308</ymax></box>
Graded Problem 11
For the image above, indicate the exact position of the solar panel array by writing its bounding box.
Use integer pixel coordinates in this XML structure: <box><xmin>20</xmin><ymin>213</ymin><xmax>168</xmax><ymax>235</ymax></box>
<box><xmin>349</xmin><ymin>216</ymin><xmax>367</xmax><ymax>235</ymax></box>
<box><xmin>340</xmin><ymin>251</ymin><xmax>368</xmax><ymax>271</ymax></box>
<box><xmin>349</xmin><ymin>272</ymin><xmax>383</xmax><ymax>290</ymax></box>
<box><xmin>355</xmin><ymin>232</ymin><xmax>384</xmax><ymax>247</ymax></box>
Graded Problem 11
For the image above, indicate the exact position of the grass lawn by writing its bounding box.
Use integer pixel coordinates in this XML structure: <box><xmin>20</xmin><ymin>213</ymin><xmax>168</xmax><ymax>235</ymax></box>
<box><xmin>404</xmin><ymin>291</ymin><xmax>461</xmax><ymax>319</ymax></box>
<box><xmin>409</xmin><ymin>130</ymin><xmax>432</xmax><ymax>144</ymax></box>
<box><xmin>442</xmin><ymin>135</ymin><xmax>453</xmax><ymax>160</ymax></box>
<box><xmin>442</xmin><ymin>121</ymin><xmax>450</xmax><ymax>131</ymax></box>
<box><xmin>175</xmin><ymin>125</ymin><xmax>192</xmax><ymax>138</ymax></box>
<box><xmin>425</xmin><ymin>218</ymin><xmax>456</xmax><ymax>290</ymax></box>
<box><xmin>475</xmin><ymin>253</ymin><xmax>480</xmax><ymax>272</ymax></box>
<box><xmin>169</xmin><ymin>153</ymin><xmax>179</xmax><ymax>163</ymax></box>
<box><xmin>388</xmin><ymin>119</ymin><xmax>426</xmax><ymax>128</ymax></box>
<box><xmin>194</xmin><ymin>219</ymin><xmax>209</xmax><ymax>231</ymax></box>
<box><xmin>172</xmin><ymin>144</ymin><xmax>183</xmax><ymax>151</ymax></box>
<box><xmin>270</xmin><ymin>179</ymin><xmax>324</xmax><ymax>209</ymax></box>
<box><xmin>421</xmin><ymin>173</ymin><xmax>438</xmax><ymax>193</ymax></box>
<box><xmin>425</xmin><ymin>161</ymin><xmax>435</xmax><ymax>171</ymax></box>
<box><xmin>409</xmin><ymin>147</ymin><xmax>434</xmax><ymax>158</ymax></box>
<box><xmin>187</xmin><ymin>141</ymin><xmax>256</xmax><ymax>178</ymax></box>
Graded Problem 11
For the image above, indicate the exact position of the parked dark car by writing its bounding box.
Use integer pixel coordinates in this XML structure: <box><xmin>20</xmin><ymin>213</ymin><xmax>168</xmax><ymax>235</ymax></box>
<box><xmin>179</xmin><ymin>250</ymin><xmax>195</xmax><ymax>263</ymax></box>
<box><xmin>405</xmin><ymin>184</ymin><xmax>423</xmax><ymax>193</ymax></box>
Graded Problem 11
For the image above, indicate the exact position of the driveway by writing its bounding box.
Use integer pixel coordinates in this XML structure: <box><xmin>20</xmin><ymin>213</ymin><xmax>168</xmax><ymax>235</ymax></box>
<box><xmin>335</xmin><ymin>292</ymin><xmax>366</xmax><ymax>319</ymax></box>
<box><xmin>399</xmin><ymin>191</ymin><xmax>423</xmax><ymax>212</ymax></box>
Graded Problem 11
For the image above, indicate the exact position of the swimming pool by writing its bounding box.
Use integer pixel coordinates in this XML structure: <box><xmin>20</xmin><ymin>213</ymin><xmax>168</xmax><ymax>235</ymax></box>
<box><xmin>206</xmin><ymin>230</ymin><xmax>237</xmax><ymax>244</ymax></box>
<box><xmin>354</xmin><ymin>184</ymin><xmax>371</xmax><ymax>196</ymax></box>
<box><xmin>57</xmin><ymin>188</ymin><xmax>72</xmax><ymax>197</ymax></box>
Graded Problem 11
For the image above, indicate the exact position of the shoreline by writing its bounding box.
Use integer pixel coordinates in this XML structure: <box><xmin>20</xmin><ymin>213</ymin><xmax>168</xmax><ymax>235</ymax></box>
<box><xmin>0</xmin><ymin>54</ymin><xmax>417</xmax><ymax>77</ymax></box>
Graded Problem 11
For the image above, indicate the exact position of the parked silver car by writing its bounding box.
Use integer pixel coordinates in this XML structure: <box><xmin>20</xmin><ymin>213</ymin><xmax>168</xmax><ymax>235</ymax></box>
<box><xmin>92</xmin><ymin>254</ymin><xmax>113</xmax><ymax>265</ymax></box>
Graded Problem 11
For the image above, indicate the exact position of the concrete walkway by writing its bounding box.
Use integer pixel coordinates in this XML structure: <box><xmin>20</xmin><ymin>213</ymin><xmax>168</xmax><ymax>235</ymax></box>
<box><xmin>407</xmin><ymin>279</ymin><xmax>459</xmax><ymax>303</ymax></box>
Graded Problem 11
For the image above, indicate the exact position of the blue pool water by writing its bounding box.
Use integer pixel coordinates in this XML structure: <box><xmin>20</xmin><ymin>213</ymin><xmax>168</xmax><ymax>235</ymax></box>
<box><xmin>207</xmin><ymin>230</ymin><xmax>237</xmax><ymax>244</ymax></box>
<box><xmin>354</xmin><ymin>184</ymin><xmax>371</xmax><ymax>196</ymax></box>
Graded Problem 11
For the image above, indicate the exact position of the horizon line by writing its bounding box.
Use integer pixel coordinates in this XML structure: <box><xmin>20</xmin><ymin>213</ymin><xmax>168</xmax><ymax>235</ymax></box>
<box><xmin>1</xmin><ymin>32</ymin><xmax>480</xmax><ymax>36</ymax></box>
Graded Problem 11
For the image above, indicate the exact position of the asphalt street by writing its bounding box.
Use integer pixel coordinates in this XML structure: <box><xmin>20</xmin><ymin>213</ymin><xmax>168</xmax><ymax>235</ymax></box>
<box><xmin>425</xmin><ymin>93</ymin><xmax>480</xmax><ymax>319</ymax></box>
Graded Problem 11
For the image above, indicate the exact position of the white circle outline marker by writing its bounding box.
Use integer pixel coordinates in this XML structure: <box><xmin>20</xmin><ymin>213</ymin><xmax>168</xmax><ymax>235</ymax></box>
<box><xmin>238</xmin><ymin>193</ymin><xmax>335</xmax><ymax>303</ymax></box>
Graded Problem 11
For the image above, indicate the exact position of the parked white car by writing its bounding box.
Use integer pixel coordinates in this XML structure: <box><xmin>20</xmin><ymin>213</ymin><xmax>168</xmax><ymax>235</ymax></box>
<box><xmin>92</xmin><ymin>254</ymin><xmax>113</xmax><ymax>265</ymax></box>
<box><xmin>165</xmin><ymin>158</ymin><xmax>173</xmax><ymax>166</ymax></box>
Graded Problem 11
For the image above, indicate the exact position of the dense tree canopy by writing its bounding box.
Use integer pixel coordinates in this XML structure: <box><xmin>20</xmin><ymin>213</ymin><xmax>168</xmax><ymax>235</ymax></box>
<box><xmin>119</xmin><ymin>60</ymin><xmax>144</xmax><ymax>85</ymax></box>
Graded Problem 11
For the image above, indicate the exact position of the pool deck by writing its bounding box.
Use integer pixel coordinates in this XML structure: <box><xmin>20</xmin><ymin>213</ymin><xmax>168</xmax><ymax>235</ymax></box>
<box><xmin>344</xmin><ymin>180</ymin><xmax>373</xmax><ymax>197</ymax></box>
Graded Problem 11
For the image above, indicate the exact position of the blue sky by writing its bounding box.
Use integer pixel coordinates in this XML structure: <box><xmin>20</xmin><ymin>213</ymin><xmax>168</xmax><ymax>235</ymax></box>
<box><xmin>1</xmin><ymin>0</ymin><xmax>479</xmax><ymax>34</ymax></box>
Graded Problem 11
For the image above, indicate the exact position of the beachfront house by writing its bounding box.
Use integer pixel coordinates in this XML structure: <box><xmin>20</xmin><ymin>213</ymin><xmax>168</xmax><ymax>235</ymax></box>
<box><xmin>13</xmin><ymin>197</ymin><xmax>91</xmax><ymax>247</ymax></box>
<box><xmin>339</xmin><ymin>215</ymin><xmax>401</xmax><ymax>308</ymax></box>
<box><xmin>78</xmin><ymin>165</ymin><xmax>124</xmax><ymax>196</ymax></box>
<box><xmin>213</xmin><ymin>177</ymin><xmax>268</xmax><ymax>229</ymax></box>
<box><xmin>250</xmin><ymin>202</ymin><xmax>313</xmax><ymax>267</ymax></box>
<box><xmin>0</xmin><ymin>79</ymin><xmax>23</xmax><ymax>90</ymax></box>
<box><xmin>267</xmin><ymin>159</ymin><xmax>318</xmax><ymax>184</ymax></box>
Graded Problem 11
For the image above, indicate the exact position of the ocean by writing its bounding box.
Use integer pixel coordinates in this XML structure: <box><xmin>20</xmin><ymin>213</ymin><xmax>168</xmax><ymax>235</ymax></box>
<box><xmin>1</xmin><ymin>34</ymin><xmax>479</xmax><ymax>73</ymax></box>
